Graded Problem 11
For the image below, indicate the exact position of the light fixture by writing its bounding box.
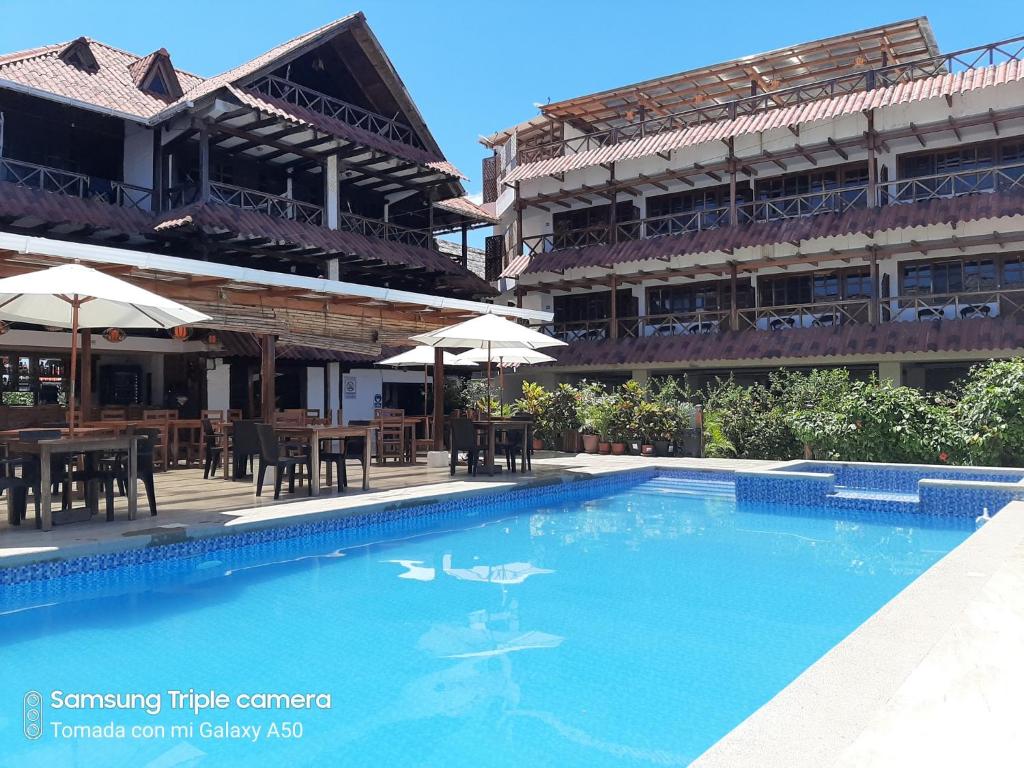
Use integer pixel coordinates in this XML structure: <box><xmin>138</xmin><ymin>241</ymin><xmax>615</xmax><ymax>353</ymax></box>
<box><xmin>0</xmin><ymin>321</ymin><xmax>8</xmax><ymax>335</ymax></box>
<box><xmin>102</xmin><ymin>327</ymin><xmax>127</xmax><ymax>343</ymax></box>
<box><xmin>205</xmin><ymin>331</ymin><xmax>218</xmax><ymax>345</ymax></box>
<box><xmin>170</xmin><ymin>326</ymin><xmax>192</xmax><ymax>342</ymax></box>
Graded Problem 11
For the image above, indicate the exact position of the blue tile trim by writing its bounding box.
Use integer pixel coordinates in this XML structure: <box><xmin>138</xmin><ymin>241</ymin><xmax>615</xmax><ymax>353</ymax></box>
<box><xmin>6</xmin><ymin>467</ymin><xmax>726</xmax><ymax>586</ymax></box>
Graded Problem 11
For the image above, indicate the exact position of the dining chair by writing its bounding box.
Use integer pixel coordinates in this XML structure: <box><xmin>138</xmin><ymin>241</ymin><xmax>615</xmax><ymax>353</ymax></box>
<box><xmin>201</xmin><ymin>418</ymin><xmax>225</xmax><ymax>479</ymax></box>
<box><xmin>201</xmin><ymin>409</ymin><xmax>225</xmax><ymax>422</ymax></box>
<box><xmin>448</xmin><ymin>418</ymin><xmax>480</xmax><ymax>476</ymax></box>
<box><xmin>255</xmin><ymin>424</ymin><xmax>312</xmax><ymax>500</ymax></box>
<box><xmin>99</xmin><ymin>407</ymin><xmax>127</xmax><ymax>421</ymax></box>
<box><xmin>231</xmin><ymin>420</ymin><xmax>262</xmax><ymax>480</ymax></box>
<box><xmin>376</xmin><ymin>418</ymin><xmax>406</xmax><ymax>463</ymax></box>
<box><xmin>227</xmin><ymin>409</ymin><xmax>243</xmax><ymax>422</ymax></box>
<box><xmin>103</xmin><ymin>428</ymin><xmax>158</xmax><ymax>518</ymax></box>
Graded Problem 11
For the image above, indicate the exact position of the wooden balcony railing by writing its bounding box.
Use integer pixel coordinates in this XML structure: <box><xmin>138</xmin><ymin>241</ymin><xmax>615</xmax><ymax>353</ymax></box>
<box><xmin>882</xmin><ymin>287</ymin><xmax>1024</xmax><ymax>322</ymax></box>
<box><xmin>535</xmin><ymin>288</ymin><xmax>1024</xmax><ymax>346</ymax></box>
<box><xmin>514</xmin><ymin>34</ymin><xmax>1024</xmax><ymax>166</ymax></box>
<box><xmin>0</xmin><ymin>157</ymin><xmax>152</xmax><ymax>211</ymax></box>
<box><xmin>888</xmin><ymin>160</ymin><xmax>1024</xmax><ymax>204</ymax></box>
<box><xmin>336</xmin><ymin>210</ymin><xmax>430</xmax><ymax>248</ymax></box>
<box><xmin>736</xmin><ymin>184</ymin><xmax>868</xmax><ymax>223</ymax></box>
<box><xmin>249</xmin><ymin>75</ymin><xmax>424</xmax><ymax>150</ymax></box>
<box><xmin>209</xmin><ymin>182</ymin><xmax>323</xmax><ymax>225</ymax></box>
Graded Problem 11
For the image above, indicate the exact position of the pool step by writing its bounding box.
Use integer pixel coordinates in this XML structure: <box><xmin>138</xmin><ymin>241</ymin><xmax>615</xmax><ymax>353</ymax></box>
<box><xmin>826</xmin><ymin>487</ymin><xmax>920</xmax><ymax>513</ymax></box>
<box><xmin>635</xmin><ymin>478</ymin><xmax>736</xmax><ymax>499</ymax></box>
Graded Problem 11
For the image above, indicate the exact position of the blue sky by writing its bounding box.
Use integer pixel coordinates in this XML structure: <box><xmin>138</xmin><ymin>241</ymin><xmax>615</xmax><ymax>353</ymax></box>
<box><xmin>1</xmin><ymin>1</ymin><xmax>1019</xmax><ymax>202</ymax></box>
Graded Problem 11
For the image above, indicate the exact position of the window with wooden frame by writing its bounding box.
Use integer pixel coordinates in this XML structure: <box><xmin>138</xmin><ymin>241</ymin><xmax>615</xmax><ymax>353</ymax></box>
<box><xmin>760</xmin><ymin>268</ymin><xmax>871</xmax><ymax>307</ymax></box>
<box><xmin>901</xmin><ymin>257</ymin><xmax>995</xmax><ymax>296</ymax></box>
<box><xmin>646</xmin><ymin>280</ymin><xmax>753</xmax><ymax>315</ymax></box>
<box><xmin>754</xmin><ymin>163</ymin><xmax>869</xmax><ymax>200</ymax></box>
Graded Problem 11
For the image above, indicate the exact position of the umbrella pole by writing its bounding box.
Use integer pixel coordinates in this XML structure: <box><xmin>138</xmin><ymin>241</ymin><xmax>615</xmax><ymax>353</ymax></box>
<box><xmin>499</xmin><ymin>362</ymin><xmax>505</xmax><ymax>412</ymax></box>
<box><xmin>68</xmin><ymin>298</ymin><xmax>79</xmax><ymax>436</ymax></box>
<box><xmin>486</xmin><ymin>341</ymin><xmax>492</xmax><ymax>420</ymax></box>
<box><xmin>423</xmin><ymin>365</ymin><xmax>429</xmax><ymax>419</ymax></box>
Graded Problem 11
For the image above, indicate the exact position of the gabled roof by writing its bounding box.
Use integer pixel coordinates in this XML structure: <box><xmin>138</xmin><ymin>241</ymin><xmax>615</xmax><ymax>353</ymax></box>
<box><xmin>128</xmin><ymin>48</ymin><xmax>183</xmax><ymax>99</ymax></box>
<box><xmin>0</xmin><ymin>37</ymin><xmax>203</xmax><ymax>120</ymax></box>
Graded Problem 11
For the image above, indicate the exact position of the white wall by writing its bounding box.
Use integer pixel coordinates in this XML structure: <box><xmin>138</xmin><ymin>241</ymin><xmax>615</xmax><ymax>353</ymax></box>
<box><xmin>123</xmin><ymin>123</ymin><xmax>154</xmax><ymax>209</ymax></box>
<box><xmin>306</xmin><ymin>366</ymin><xmax>325</xmax><ymax>416</ymax></box>
<box><xmin>206</xmin><ymin>358</ymin><xmax>230</xmax><ymax>413</ymax></box>
<box><xmin>340</xmin><ymin>368</ymin><xmax>431</xmax><ymax>424</ymax></box>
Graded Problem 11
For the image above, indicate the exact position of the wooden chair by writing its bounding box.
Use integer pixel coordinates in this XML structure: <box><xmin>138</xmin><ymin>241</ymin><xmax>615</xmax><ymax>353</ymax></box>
<box><xmin>227</xmin><ymin>409</ymin><xmax>243</xmax><ymax>422</ymax></box>
<box><xmin>304</xmin><ymin>408</ymin><xmax>321</xmax><ymax>425</ymax></box>
<box><xmin>201</xmin><ymin>418</ymin><xmax>225</xmax><ymax>479</ymax></box>
<box><xmin>276</xmin><ymin>409</ymin><xmax>306</xmax><ymax>427</ymax></box>
<box><xmin>375</xmin><ymin>417</ymin><xmax>406</xmax><ymax>463</ymax></box>
<box><xmin>374</xmin><ymin>408</ymin><xmax>404</xmax><ymax>419</ymax></box>
<box><xmin>143</xmin><ymin>409</ymin><xmax>177</xmax><ymax>421</ymax></box>
<box><xmin>201</xmin><ymin>409</ymin><xmax>225</xmax><ymax>422</ymax></box>
<box><xmin>99</xmin><ymin>407</ymin><xmax>127</xmax><ymax>421</ymax></box>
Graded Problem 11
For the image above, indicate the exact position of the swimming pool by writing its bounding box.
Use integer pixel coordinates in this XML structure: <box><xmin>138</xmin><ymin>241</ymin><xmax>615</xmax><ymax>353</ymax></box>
<box><xmin>0</xmin><ymin>470</ymin><xmax>977</xmax><ymax>766</ymax></box>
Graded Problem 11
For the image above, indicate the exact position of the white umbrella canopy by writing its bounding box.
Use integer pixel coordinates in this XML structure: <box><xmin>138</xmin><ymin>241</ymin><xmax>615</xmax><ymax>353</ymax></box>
<box><xmin>0</xmin><ymin>263</ymin><xmax>209</xmax><ymax>328</ymax></box>
<box><xmin>379</xmin><ymin>346</ymin><xmax>475</xmax><ymax>420</ymax></box>
<box><xmin>411</xmin><ymin>315</ymin><xmax>564</xmax><ymax>418</ymax></box>
<box><xmin>410</xmin><ymin>313</ymin><xmax>565</xmax><ymax>351</ymax></box>
<box><xmin>0</xmin><ymin>263</ymin><xmax>210</xmax><ymax>432</ymax></box>
<box><xmin>453</xmin><ymin>347</ymin><xmax>556</xmax><ymax>367</ymax></box>
<box><xmin>378</xmin><ymin>347</ymin><xmax>473</xmax><ymax>367</ymax></box>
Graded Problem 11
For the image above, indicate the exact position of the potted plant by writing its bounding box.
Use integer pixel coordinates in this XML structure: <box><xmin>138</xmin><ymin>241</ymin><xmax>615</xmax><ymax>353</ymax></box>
<box><xmin>514</xmin><ymin>381</ymin><xmax>550</xmax><ymax>451</ymax></box>
<box><xmin>544</xmin><ymin>383</ymin><xmax>583</xmax><ymax>453</ymax></box>
<box><xmin>577</xmin><ymin>382</ymin><xmax>608</xmax><ymax>454</ymax></box>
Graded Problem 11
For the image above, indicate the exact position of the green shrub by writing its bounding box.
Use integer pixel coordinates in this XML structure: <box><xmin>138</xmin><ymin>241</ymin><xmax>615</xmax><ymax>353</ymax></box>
<box><xmin>956</xmin><ymin>358</ymin><xmax>1024</xmax><ymax>465</ymax></box>
<box><xmin>702</xmin><ymin>378</ymin><xmax>802</xmax><ymax>461</ymax></box>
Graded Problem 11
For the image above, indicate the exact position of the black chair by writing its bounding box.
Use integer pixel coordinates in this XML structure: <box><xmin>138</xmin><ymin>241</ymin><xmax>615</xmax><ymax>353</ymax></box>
<box><xmin>316</xmin><ymin>434</ymin><xmax>366</xmax><ymax>494</ymax></box>
<box><xmin>1</xmin><ymin>476</ymin><xmax>29</xmax><ymax>525</ymax></box>
<box><xmin>231</xmin><ymin>420</ymin><xmax>261</xmax><ymax>480</ymax></box>
<box><xmin>201</xmin><ymin>418</ymin><xmax>224</xmax><ymax>479</ymax></box>
<box><xmin>99</xmin><ymin>428</ymin><xmax>159</xmax><ymax>518</ymax></box>
<box><xmin>17</xmin><ymin>430</ymin><xmax>73</xmax><ymax>522</ymax></box>
<box><xmin>505</xmin><ymin>414</ymin><xmax>533</xmax><ymax>473</ymax></box>
<box><xmin>449</xmin><ymin>418</ymin><xmax>480</xmax><ymax>476</ymax></box>
<box><xmin>255</xmin><ymin>424</ymin><xmax>312</xmax><ymax>500</ymax></box>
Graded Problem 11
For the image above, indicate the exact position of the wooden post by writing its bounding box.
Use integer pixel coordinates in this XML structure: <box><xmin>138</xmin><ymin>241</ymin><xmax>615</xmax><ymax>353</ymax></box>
<box><xmin>727</xmin><ymin>138</ymin><xmax>737</xmax><ymax>226</ymax></box>
<box><xmin>80</xmin><ymin>329</ymin><xmax>92</xmax><ymax>423</ymax></box>
<box><xmin>427</xmin><ymin>194</ymin><xmax>436</xmax><ymax>251</ymax></box>
<box><xmin>432</xmin><ymin>347</ymin><xmax>445</xmax><ymax>451</ymax></box>
<box><xmin>609</xmin><ymin>275</ymin><xmax>619</xmax><ymax>339</ymax></box>
<box><xmin>198</xmin><ymin>124</ymin><xmax>211</xmax><ymax>202</ymax></box>
<box><xmin>729</xmin><ymin>262</ymin><xmax>739</xmax><ymax>330</ymax></box>
<box><xmin>460</xmin><ymin>223</ymin><xmax>469</xmax><ymax>268</ymax></box>
<box><xmin>515</xmin><ymin>182</ymin><xmax>524</xmax><ymax>256</ymax></box>
<box><xmin>515</xmin><ymin>286</ymin><xmax>523</xmax><ymax>309</ymax></box>
<box><xmin>260</xmin><ymin>334</ymin><xmax>276</xmax><ymax>424</ymax></box>
<box><xmin>608</xmin><ymin>163</ymin><xmax>617</xmax><ymax>244</ymax></box>
<box><xmin>869</xmin><ymin>248</ymin><xmax>881</xmax><ymax>325</ymax></box>
<box><xmin>866</xmin><ymin>110</ymin><xmax>878</xmax><ymax>209</ymax></box>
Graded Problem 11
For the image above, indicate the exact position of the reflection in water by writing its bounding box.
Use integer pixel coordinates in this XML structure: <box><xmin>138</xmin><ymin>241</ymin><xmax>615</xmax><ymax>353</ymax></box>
<box><xmin>384</xmin><ymin>559</ymin><xmax>436</xmax><ymax>581</ymax></box>
<box><xmin>441</xmin><ymin>554</ymin><xmax>554</xmax><ymax>584</ymax></box>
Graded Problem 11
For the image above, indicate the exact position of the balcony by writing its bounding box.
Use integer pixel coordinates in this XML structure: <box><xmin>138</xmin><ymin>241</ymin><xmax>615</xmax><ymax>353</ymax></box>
<box><xmin>0</xmin><ymin>157</ymin><xmax>153</xmax><ymax>212</ymax></box>
<box><xmin>249</xmin><ymin>75</ymin><xmax>424</xmax><ymax>150</ymax></box>
<box><xmin>520</xmin><ymin>161</ymin><xmax>1024</xmax><ymax>257</ymax></box>
<box><xmin>514</xmin><ymin>35</ymin><xmax>1024</xmax><ymax>166</ymax></box>
<box><xmin>537</xmin><ymin>288</ymin><xmax>1024</xmax><ymax>343</ymax></box>
<box><xmin>166</xmin><ymin>181</ymin><xmax>324</xmax><ymax>225</ymax></box>
<box><xmin>336</xmin><ymin>210</ymin><xmax>430</xmax><ymax>248</ymax></box>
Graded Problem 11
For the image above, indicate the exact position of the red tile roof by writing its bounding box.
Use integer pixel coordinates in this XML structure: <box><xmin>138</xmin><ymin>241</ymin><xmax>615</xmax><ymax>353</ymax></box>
<box><xmin>228</xmin><ymin>86</ymin><xmax>462</xmax><ymax>177</ymax></box>
<box><xmin>0</xmin><ymin>180</ymin><xmax>155</xmax><ymax>237</ymax></box>
<box><xmin>504</xmin><ymin>61</ymin><xmax>1024</xmax><ymax>184</ymax></box>
<box><xmin>523</xmin><ymin>192</ymin><xmax>1024</xmax><ymax>275</ymax></box>
<box><xmin>433</xmin><ymin>196</ymin><xmax>498</xmax><ymax>223</ymax></box>
<box><xmin>547</xmin><ymin>316</ymin><xmax>1024</xmax><ymax>369</ymax></box>
<box><xmin>154</xmin><ymin>202</ymin><xmax>494</xmax><ymax>295</ymax></box>
<box><xmin>0</xmin><ymin>38</ymin><xmax>203</xmax><ymax>119</ymax></box>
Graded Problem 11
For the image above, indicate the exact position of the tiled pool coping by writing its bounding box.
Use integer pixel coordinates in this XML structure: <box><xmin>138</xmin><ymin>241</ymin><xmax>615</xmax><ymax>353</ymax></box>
<box><xmin>692</xmin><ymin>497</ymin><xmax>1024</xmax><ymax>768</ymax></box>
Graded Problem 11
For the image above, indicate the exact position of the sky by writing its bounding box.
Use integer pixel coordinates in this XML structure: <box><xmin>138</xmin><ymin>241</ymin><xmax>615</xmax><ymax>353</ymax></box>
<box><xmin>1</xmin><ymin>0</ymin><xmax>1019</xmax><ymax>222</ymax></box>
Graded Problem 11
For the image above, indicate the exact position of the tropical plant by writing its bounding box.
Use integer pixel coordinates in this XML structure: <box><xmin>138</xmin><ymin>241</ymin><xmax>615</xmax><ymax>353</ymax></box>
<box><xmin>514</xmin><ymin>381</ymin><xmax>552</xmax><ymax>441</ymax></box>
<box><xmin>955</xmin><ymin>358</ymin><xmax>1024</xmax><ymax>465</ymax></box>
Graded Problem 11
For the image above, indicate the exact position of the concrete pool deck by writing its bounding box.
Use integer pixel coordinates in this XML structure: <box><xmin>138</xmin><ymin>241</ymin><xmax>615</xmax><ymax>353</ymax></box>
<box><xmin>2</xmin><ymin>454</ymin><xmax>1021</xmax><ymax>766</ymax></box>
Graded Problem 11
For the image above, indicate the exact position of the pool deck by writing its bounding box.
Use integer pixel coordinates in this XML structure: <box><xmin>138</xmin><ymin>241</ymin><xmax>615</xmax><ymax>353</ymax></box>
<box><xmin>2</xmin><ymin>453</ymin><xmax>1022</xmax><ymax>766</ymax></box>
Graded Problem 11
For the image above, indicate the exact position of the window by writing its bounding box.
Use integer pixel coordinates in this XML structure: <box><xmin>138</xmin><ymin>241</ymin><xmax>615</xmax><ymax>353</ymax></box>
<box><xmin>1003</xmin><ymin>255</ymin><xmax>1024</xmax><ymax>286</ymax></box>
<box><xmin>553</xmin><ymin>292</ymin><xmax>612</xmax><ymax>323</ymax></box>
<box><xmin>901</xmin><ymin>258</ymin><xmax>996</xmax><ymax>295</ymax></box>
<box><xmin>760</xmin><ymin>270</ymin><xmax>868</xmax><ymax>306</ymax></box>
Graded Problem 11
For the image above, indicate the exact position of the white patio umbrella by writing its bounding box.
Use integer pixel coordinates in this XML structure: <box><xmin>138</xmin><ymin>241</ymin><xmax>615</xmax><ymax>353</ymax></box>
<box><xmin>0</xmin><ymin>263</ymin><xmax>209</xmax><ymax>433</ymax></box>
<box><xmin>378</xmin><ymin>346</ymin><xmax>475</xmax><ymax>418</ymax></box>
<box><xmin>411</xmin><ymin>314</ymin><xmax>565</xmax><ymax>418</ymax></box>
<box><xmin>453</xmin><ymin>347</ymin><xmax>556</xmax><ymax>409</ymax></box>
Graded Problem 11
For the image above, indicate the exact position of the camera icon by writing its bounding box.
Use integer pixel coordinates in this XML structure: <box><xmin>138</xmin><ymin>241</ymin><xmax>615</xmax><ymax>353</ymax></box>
<box><xmin>23</xmin><ymin>690</ymin><xmax>43</xmax><ymax>740</ymax></box>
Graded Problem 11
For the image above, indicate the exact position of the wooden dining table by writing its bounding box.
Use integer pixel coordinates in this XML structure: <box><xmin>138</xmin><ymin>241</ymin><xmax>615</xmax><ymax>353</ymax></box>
<box><xmin>274</xmin><ymin>424</ymin><xmax>376</xmax><ymax>493</ymax></box>
<box><xmin>6</xmin><ymin>433</ymin><xmax>139</xmax><ymax>531</ymax></box>
<box><xmin>472</xmin><ymin>420</ymin><xmax>532</xmax><ymax>476</ymax></box>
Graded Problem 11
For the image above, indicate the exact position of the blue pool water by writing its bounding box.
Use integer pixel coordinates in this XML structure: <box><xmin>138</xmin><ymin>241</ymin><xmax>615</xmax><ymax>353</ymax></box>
<box><xmin>0</xmin><ymin>473</ymin><xmax>973</xmax><ymax>767</ymax></box>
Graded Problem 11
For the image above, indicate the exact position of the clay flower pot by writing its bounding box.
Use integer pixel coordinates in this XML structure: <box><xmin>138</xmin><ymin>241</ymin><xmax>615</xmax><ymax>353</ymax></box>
<box><xmin>531</xmin><ymin>438</ymin><xmax>545</xmax><ymax>451</ymax></box>
<box><xmin>598</xmin><ymin>442</ymin><xmax>611</xmax><ymax>454</ymax></box>
<box><xmin>581</xmin><ymin>434</ymin><xmax>600</xmax><ymax>453</ymax></box>
<box><xmin>610</xmin><ymin>442</ymin><xmax>627</xmax><ymax>455</ymax></box>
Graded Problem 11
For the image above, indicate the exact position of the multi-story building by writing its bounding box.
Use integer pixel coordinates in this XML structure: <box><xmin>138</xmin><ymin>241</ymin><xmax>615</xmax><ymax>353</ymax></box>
<box><xmin>0</xmin><ymin>13</ymin><xmax>499</xmax><ymax>420</ymax></box>
<box><xmin>482</xmin><ymin>18</ymin><xmax>1024</xmax><ymax>392</ymax></box>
